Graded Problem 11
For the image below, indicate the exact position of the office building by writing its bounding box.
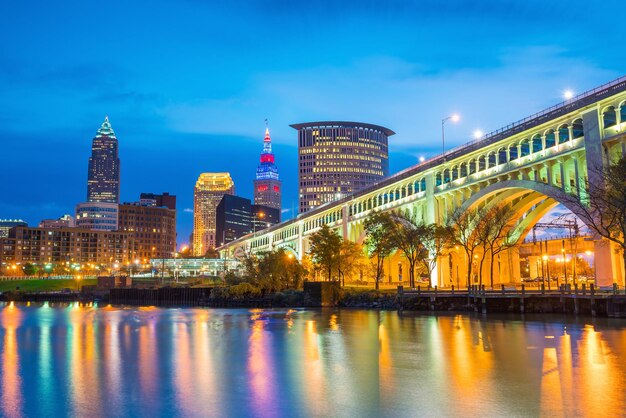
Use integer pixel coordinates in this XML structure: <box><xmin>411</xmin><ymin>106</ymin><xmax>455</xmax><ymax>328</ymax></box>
<box><xmin>39</xmin><ymin>214</ymin><xmax>75</xmax><ymax>229</ymax></box>
<box><xmin>118</xmin><ymin>201</ymin><xmax>177</xmax><ymax>260</ymax></box>
<box><xmin>253</xmin><ymin>127</ymin><xmax>282</xmax><ymax>217</ymax></box>
<box><xmin>215</xmin><ymin>195</ymin><xmax>252</xmax><ymax>246</ymax></box>
<box><xmin>75</xmin><ymin>202</ymin><xmax>119</xmax><ymax>231</ymax></box>
<box><xmin>0</xmin><ymin>219</ymin><xmax>27</xmax><ymax>238</ymax></box>
<box><xmin>87</xmin><ymin>116</ymin><xmax>120</xmax><ymax>203</ymax></box>
<box><xmin>251</xmin><ymin>204</ymin><xmax>280</xmax><ymax>232</ymax></box>
<box><xmin>193</xmin><ymin>173</ymin><xmax>235</xmax><ymax>255</ymax></box>
<box><xmin>139</xmin><ymin>192</ymin><xmax>176</xmax><ymax>210</ymax></box>
<box><xmin>291</xmin><ymin>121</ymin><xmax>394</xmax><ymax>213</ymax></box>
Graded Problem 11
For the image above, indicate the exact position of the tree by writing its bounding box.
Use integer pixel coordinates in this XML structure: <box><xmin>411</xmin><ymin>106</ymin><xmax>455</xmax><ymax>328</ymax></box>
<box><xmin>204</xmin><ymin>247</ymin><xmax>220</xmax><ymax>259</ymax></box>
<box><xmin>241</xmin><ymin>248</ymin><xmax>306</xmax><ymax>292</ymax></box>
<box><xmin>419</xmin><ymin>224</ymin><xmax>455</xmax><ymax>287</ymax></box>
<box><xmin>364</xmin><ymin>212</ymin><xmax>397</xmax><ymax>290</ymax></box>
<box><xmin>309</xmin><ymin>224</ymin><xmax>342</xmax><ymax>281</ymax></box>
<box><xmin>564</xmin><ymin>156</ymin><xmax>626</xmax><ymax>285</ymax></box>
<box><xmin>449</xmin><ymin>206</ymin><xmax>490</xmax><ymax>288</ymax></box>
<box><xmin>483</xmin><ymin>204</ymin><xmax>518</xmax><ymax>289</ymax></box>
<box><xmin>23</xmin><ymin>263</ymin><xmax>37</xmax><ymax>276</ymax></box>
<box><xmin>336</xmin><ymin>241</ymin><xmax>366</xmax><ymax>287</ymax></box>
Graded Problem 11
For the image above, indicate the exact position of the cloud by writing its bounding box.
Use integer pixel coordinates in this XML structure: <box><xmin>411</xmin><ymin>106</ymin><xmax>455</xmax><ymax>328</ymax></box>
<box><xmin>183</xmin><ymin>208</ymin><xmax>193</xmax><ymax>213</ymax></box>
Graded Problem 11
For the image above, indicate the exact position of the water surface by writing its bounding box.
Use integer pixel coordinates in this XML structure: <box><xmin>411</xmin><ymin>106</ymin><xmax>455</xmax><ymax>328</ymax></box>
<box><xmin>0</xmin><ymin>303</ymin><xmax>625</xmax><ymax>417</ymax></box>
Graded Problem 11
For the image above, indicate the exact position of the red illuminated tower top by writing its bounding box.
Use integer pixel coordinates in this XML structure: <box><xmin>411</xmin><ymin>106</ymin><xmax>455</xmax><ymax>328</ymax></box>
<box><xmin>253</xmin><ymin>123</ymin><xmax>282</xmax><ymax>216</ymax></box>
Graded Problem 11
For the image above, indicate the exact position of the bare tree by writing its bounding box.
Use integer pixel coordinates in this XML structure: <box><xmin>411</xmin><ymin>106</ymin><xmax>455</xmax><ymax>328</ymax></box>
<box><xmin>391</xmin><ymin>213</ymin><xmax>429</xmax><ymax>288</ymax></box>
<box><xmin>564</xmin><ymin>156</ymin><xmax>626</xmax><ymax>284</ymax></box>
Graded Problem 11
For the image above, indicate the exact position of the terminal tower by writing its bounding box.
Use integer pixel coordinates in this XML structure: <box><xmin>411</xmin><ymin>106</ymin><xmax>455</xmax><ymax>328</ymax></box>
<box><xmin>253</xmin><ymin>126</ymin><xmax>282</xmax><ymax>219</ymax></box>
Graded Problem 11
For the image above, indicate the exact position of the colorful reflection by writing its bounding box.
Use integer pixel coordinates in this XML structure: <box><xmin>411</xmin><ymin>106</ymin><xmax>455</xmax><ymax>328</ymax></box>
<box><xmin>0</xmin><ymin>304</ymin><xmax>624</xmax><ymax>417</ymax></box>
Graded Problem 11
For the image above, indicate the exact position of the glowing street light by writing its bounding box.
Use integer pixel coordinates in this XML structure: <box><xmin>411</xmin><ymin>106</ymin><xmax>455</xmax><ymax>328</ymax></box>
<box><xmin>418</xmin><ymin>156</ymin><xmax>425</xmax><ymax>163</ymax></box>
<box><xmin>563</xmin><ymin>89</ymin><xmax>574</xmax><ymax>100</ymax></box>
<box><xmin>473</xmin><ymin>129</ymin><xmax>484</xmax><ymax>140</ymax></box>
<box><xmin>442</xmin><ymin>113</ymin><xmax>460</xmax><ymax>160</ymax></box>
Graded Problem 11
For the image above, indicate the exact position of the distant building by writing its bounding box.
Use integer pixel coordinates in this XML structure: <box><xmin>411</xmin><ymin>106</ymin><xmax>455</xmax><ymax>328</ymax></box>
<box><xmin>150</xmin><ymin>257</ymin><xmax>241</xmax><ymax>278</ymax></box>
<box><xmin>0</xmin><ymin>226</ymin><xmax>131</xmax><ymax>265</ymax></box>
<box><xmin>0</xmin><ymin>219</ymin><xmax>27</xmax><ymax>238</ymax></box>
<box><xmin>39</xmin><ymin>214</ymin><xmax>75</xmax><ymax>229</ymax></box>
<box><xmin>193</xmin><ymin>173</ymin><xmax>235</xmax><ymax>255</ymax></box>
<box><xmin>251</xmin><ymin>204</ymin><xmax>280</xmax><ymax>232</ymax></box>
<box><xmin>87</xmin><ymin>116</ymin><xmax>120</xmax><ymax>203</ymax></box>
<box><xmin>216</xmin><ymin>195</ymin><xmax>252</xmax><ymax>246</ymax></box>
<box><xmin>118</xmin><ymin>201</ymin><xmax>177</xmax><ymax>261</ymax></box>
<box><xmin>291</xmin><ymin>121</ymin><xmax>394</xmax><ymax>213</ymax></box>
<box><xmin>253</xmin><ymin>127</ymin><xmax>282</xmax><ymax>217</ymax></box>
<box><xmin>75</xmin><ymin>202</ymin><xmax>119</xmax><ymax>231</ymax></box>
<box><xmin>139</xmin><ymin>192</ymin><xmax>176</xmax><ymax>210</ymax></box>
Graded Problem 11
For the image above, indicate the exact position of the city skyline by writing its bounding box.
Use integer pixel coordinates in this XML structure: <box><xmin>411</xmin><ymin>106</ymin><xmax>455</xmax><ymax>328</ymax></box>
<box><xmin>1</xmin><ymin>1</ymin><xmax>624</xmax><ymax>246</ymax></box>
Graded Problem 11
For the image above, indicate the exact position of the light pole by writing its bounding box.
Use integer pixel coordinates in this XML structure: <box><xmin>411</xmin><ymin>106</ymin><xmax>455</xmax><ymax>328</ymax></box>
<box><xmin>441</xmin><ymin>113</ymin><xmax>460</xmax><ymax>160</ymax></box>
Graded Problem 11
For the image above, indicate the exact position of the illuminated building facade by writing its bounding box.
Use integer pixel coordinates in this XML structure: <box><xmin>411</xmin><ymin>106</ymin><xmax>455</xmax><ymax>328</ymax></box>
<box><xmin>139</xmin><ymin>192</ymin><xmax>176</xmax><ymax>210</ymax></box>
<box><xmin>0</xmin><ymin>219</ymin><xmax>27</xmax><ymax>238</ymax></box>
<box><xmin>251</xmin><ymin>204</ymin><xmax>280</xmax><ymax>232</ymax></box>
<box><xmin>75</xmin><ymin>202</ymin><xmax>119</xmax><ymax>231</ymax></box>
<box><xmin>39</xmin><ymin>214</ymin><xmax>75</xmax><ymax>228</ymax></box>
<box><xmin>193</xmin><ymin>173</ymin><xmax>235</xmax><ymax>255</ymax></box>
<box><xmin>0</xmin><ymin>226</ymin><xmax>131</xmax><ymax>265</ymax></box>
<box><xmin>253</xmin><ymin>127</ymin><xmax>282</xmax><ymax>216</ymax></box>
<box><xmin>118</xmin><ymin>201</ymin><xmax>177</xmax><ymax>260</ymax></box>
<box><xmin>291</xmin><ymin>121</ymin><xmax>394</xmax><ymax>213</ymax></box>
<box><xmin>87</xmin><ymin>116</ymin><xmax>120</xmax><ymax>203</ymax></box>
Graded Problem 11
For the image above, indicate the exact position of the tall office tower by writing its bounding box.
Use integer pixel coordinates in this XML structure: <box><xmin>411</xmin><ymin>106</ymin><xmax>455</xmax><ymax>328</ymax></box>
<box><xmin>215</xmin><ymin>194</ymin><xmax>253</xmax><ymax>246</ymax></box>
<box><xmin>193</xmin><ymin>173</ymin><xmax>235</xmax><ymax>255</ymax></box>
<box><xmin>253</xmin><ymin>127</ymin><xmax>282</xmax><ymax>218</ymax></box>
<box><xmin>291</xmin><ymin>121</ymin><xmax>394</xmax><ymax>213</ymax></box>
<box><xmin>87</xmin><ymin>116</ymin><xmax>120</xmax><ymax>203</ymax></box>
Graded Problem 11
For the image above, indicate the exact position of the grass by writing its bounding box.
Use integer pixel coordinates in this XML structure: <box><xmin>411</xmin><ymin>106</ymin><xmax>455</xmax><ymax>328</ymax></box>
<box><xmin>0</xmin><ymin>278</ymin><xmax>97</xmax><ymax>293</ymax></box>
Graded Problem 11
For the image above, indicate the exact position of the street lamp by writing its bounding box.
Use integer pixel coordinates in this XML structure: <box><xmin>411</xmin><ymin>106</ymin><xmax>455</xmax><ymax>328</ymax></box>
<box><xmin>442</xmin><ymin>113</ymin><xmax>460</xmax><ymax>160</ymax></box>
<box><xmin>563</xmin><ymin>89</ymin><xmax>574</xmax><ymax>100</ymax></box>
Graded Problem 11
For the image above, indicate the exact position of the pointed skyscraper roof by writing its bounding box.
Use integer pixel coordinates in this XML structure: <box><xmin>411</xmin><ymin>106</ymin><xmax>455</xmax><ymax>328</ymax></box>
<box><xmin>96</xmin><ymin>116</ymin><xmax>116</xmax><ymax>138</ymax></box>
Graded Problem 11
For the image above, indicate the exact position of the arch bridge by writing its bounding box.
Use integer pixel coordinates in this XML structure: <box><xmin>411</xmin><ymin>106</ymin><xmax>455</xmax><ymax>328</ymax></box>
<box><xmin>220</xmin><ymin>77</ymin><xmax>626</xmax><ymax>287</ymax></box>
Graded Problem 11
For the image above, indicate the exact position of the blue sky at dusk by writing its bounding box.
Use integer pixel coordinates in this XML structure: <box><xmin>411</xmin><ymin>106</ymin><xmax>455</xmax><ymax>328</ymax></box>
<box><xmin>1</xmin><ymin>0</ymin><xmax>623</xmax><ymax>245</ymax></box>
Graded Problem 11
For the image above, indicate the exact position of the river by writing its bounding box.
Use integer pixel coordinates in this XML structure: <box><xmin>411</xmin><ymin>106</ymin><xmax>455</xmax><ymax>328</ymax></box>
<box><xmin>0</xmin><ymin>302</ymin><xmax>624</xmax><ymax>417</ymax></box>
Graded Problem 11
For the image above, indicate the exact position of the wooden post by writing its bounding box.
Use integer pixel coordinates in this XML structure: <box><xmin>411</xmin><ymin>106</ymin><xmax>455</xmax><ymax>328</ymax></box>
<box><xmin>520</xmin><ymin>284</ymin><xmax>525</xmax><ymax>313</ymax></box>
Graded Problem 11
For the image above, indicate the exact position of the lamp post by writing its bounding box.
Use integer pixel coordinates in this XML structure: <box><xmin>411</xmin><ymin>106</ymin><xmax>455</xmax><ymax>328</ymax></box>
<box><xmin>442</xmin><ymin>113</ymin><xmax>460</xmax><ymax>160</ymax></box>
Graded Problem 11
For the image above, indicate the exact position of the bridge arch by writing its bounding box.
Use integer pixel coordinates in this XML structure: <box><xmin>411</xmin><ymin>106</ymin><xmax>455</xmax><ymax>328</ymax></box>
<box><xmin>457</xmin><ymin>180</ymin><xmax>592</xmax><ymax>240</ymax></box>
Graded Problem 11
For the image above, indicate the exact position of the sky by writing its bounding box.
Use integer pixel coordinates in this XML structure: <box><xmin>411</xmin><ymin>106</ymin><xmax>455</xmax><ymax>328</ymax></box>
<box><xmin>0</xmin><ymin>0</ymin><xmax>623</xmax><ymax>246</ymax></box>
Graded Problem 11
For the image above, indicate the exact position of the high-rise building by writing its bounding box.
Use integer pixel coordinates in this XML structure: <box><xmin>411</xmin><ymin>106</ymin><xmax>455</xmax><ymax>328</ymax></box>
<box><xmin>253</xmin><ymin>127</ymin><xmax>282</xmax><ymax>217</ymax></box>
<box><xmin>193</xmin><ymin>173</ymin><xmax>235</xmax><ymax>255</ymax></box>
<box><xmin>75</xmin><ymin>202</ymin><xmax>119</xmax><ymax>231</ymax></box>
<box><xmin>251</xmin><ymin>204</ymin><xmax>280</xmax><ymax>232</ymax></box>
<box><xmin>139</xmin><ymin>192</ymin><xmax>176</xmax><ymax>210</ymax></box>
<box><xmin>215</xmin><ymin>195</ymin><xmax>252</xmax><ymax>246</ymax></box>
<box><xmin>291</xmin><ymin>121</ymin><xmax>394</xmax><ymax>213</ymax></box>
<box><xmin>87</xmin><ymin>116</ymin><xmax>120</xmax><ymax>203</ymax></box>
<box><xmin>118</xmin><ymin>201</ymin><xmax>177</xmax><ymax>260</ymax></box>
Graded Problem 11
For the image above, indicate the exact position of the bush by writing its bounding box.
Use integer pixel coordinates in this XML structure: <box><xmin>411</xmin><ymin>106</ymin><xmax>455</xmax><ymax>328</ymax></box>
<box><xmin>209</xmin><ymin>286</ymin><xmax>231</xmax><ymax>300</ymax></box>
<box><xmin>229</xmin><ymin>283</ymin><xmax>261</xmax><ymax>299</ymax></box>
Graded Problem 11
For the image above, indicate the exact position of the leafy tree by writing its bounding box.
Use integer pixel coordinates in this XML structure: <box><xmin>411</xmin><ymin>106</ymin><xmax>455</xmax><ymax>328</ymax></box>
<box><xmin>364</xmin><ymin>212</ymin><xmax>397</xmax><ymax>290</ymax></box>
<box><xmin>449</xmin><ymin>206</ymin><xmax>490</xmax><ymax>288</ymax></box>
<box><xmin>23</xmin><ymin>263</ymin><xmax>37</xmax><ymax>276</ymax></box>
<box><xmin>564</xmin><ymin>156</ymin><xmax>626</xmax><ymax>285</ymax></box>
<box><xmin>336</xmin><ymin>241</ymin><xmax>366</xmax><ymax>287</ymax></box>
<box><xmin>483</xmin><ymin>204</ymin><xmax>518</xmax><ymax>289</ymax></box>
<box><xmin>309</xmin><ymin>224</ymin><xmax>342</xmax><ymax>281</ymax></box>
<box><xmin>204</xmin><ymin>247</ymin><xmax>220</xmax><ymax>259</ymax></box>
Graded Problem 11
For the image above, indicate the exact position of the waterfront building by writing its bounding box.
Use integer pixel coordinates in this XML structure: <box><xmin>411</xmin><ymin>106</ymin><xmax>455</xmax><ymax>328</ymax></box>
<box><xmin>193</xmin><ymin>173</ymin><xmax>235</xmax><ymax>255</ymax></box>
<box><xmin>251</xmin><ymin>204</ymin><xmax>280</xmax><ymax>232</ymax></box>
<box><xmin>39</xmin><ymin>214</ymin><xmax>75</xmax><ymax>228</ymax></box>
<box><xmin>253</xmin><ymin>127</ymin><xmax>282</xmax><ymax>217</ymax></box>
<box><xmin>215</xmin><ymin>195</ymin><xmax>252</xmax><ymax>246</ymax></box>
<box><xmin>118</xmin><ymin>201</ymin><xmax>177</xmax><ymax>260</ymax></box>
<box><xmin>87</xmin><ymin>116</ymin><xmax>120</xmax><ymax>203</ymax></box>
<box><xmin>75</xmin><ymin>202</ymin><xmax>119</xmax><ymax>231</ymax></box>
<box><xmin>0</xmin><ymin>226</ymin><xmax>131</xmax><ymax>265</ymax></box>
<box><xmin>150</xmin><ymin>257</ymin><xmax>241</xmax><ymax>278</ymax></box>
<box><xmin>291</xmin><ymin>121</ymin><xmax>394</xmax><ymax>213</ymax></box>
<box><xmin>139</xmin><ymin>192</ymin><xmax>176</xmax><ymax>210</ymax></box>
<box><xmin>0</xmin><ymin>219</ymin><xmax>27</xmax><ymax>238</ymax></box>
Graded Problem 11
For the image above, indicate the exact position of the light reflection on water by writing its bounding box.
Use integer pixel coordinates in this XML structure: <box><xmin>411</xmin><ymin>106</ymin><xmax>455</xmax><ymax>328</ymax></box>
<box><xmin>0</xmin><ymin>303</ymin><xmax>625</xmax><ymax>417</ymax></box>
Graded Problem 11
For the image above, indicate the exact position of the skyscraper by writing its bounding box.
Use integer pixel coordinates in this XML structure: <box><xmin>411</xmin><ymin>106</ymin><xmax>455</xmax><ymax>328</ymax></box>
<box><xmin>291</xmin><ymin>121</ymin><xmax>394</xmax><ymax>213</ymax></box>
<box><xmin>215</xmin><ymin>194</ymin><xmax>252</xmax><ymax>246</ymax></box>
<box><xmin>253</xmin><ymin>127</ymin><xmax>282</xmax><ymax>218</ymax></box>
<box><xmin>193</xmin><ymin>173</ymin><xmax>235</xmax><ymax>255</ymax></box>
<box><xmin>87</xmin><ymin>116</ymin><xmax>120</xmax><ymax>203</ymax></box>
